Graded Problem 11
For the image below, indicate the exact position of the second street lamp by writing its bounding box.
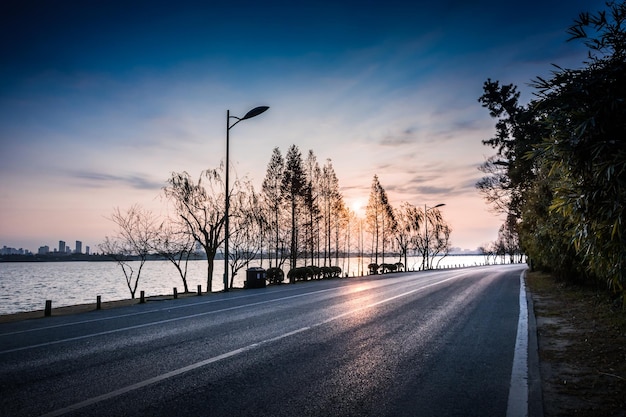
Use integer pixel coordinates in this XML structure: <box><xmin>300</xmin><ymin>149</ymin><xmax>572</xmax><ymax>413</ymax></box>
<box><xmin>224</xmin><ymin>106</ymin><xmax>269</xmax><ymax>292</ymax></box>
<box><xmin>424</xmin><ymin>203</ymin><xmax>445</xmax><ymax>270</ymax></box>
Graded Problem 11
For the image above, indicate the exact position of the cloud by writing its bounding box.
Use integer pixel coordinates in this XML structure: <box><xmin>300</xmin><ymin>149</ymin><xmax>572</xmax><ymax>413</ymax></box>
<box><xmin>68</xmin><ymin>170</ymin><xmax>164</xmax><ymax>191</ymax></box>
<box><xmin>379</xmin><ymin>135</ymin><xmax>415</xmax><ymax>146</ymax></box>
<box><xmin>389</xmin><ymin>183</ymin><xmax>455</xmax><ymax>196</ymax></box>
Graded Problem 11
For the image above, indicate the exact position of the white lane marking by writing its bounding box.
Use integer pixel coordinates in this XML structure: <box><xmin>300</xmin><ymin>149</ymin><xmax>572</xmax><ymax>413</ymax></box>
<box><xmin>2</xmin><ymin>269</ymin><xmax>441</xmax><ymax>337</ymax></box>
<box><xmin>0</xmin><ymin>285</ymin><xmax>327</xmax><ymax>337</ymax></box>
<box><xmin>0</xmin><ymin>288</ymin><xmax>338</xmax><ymax>354</ymax></box>
<box><xmin>506</xmin><ymin>270</ymin><xmax>529</xmax><ymax>417</ymax></box>
<box><xmin>4</xmin><ymin>267</ymin><xmax>482</xmax><ymax>337</ymax></box>
<box><xmin>2</xmin><ymin>271</ymin><xmax>470</xmax><ymax>354</ymax></box>
<box><xmin>39</xmin><ymin>273</ymin><xmax>466</xmax><ymax>417</ymax></box>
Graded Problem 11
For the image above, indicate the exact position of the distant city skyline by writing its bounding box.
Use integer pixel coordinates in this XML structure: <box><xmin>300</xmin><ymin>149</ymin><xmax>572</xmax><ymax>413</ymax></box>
<box><xmin>1</xmin><ymin>239</ymin><xmax>91</xmax><ymax>256</ymax></box>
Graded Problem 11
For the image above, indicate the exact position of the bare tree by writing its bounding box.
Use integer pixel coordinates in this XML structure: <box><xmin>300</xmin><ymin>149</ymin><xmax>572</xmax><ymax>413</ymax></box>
<box><xmin>395</xmin><ymin>202</ymin><xmax>417</xmax><ymax>270</ymax></box>
<box><xmin>99</xmin><ymin>204</ymin><xmax>158</xmax><ymax>298</ymax></box>
<box><xmin>478</xmin><ymin>244</ymin><xmax>493</xmax><ymax>265</ymax></box>
<box><xmin>498</xmin><ymin>214</ymin><xmax>521</xmax><ymax>263</ymax></box>
<box><xmin>414</xmin><ymin>207</ymin><xmax>452</xmax><ymax>269</ymax></box>
<box><xmin>153</xmin><ymin>217</ymin><xmax>195</xmax><ymax>293</ymax></box>
<box><xmin>227</xmin><ymin>179</ymin><xmax>262</xmax><ymax>288</ymax></box>
<box><xmin>163</xmin><ymin>169</ymin><xmax>225</xmax><ymax>292</ymax></box>
<box><xmin>431</xmin><ymin>221</ymin><xmax>452</xmax><ymax>269</ymax></box>
<box><xmin>365</xmin><ymin>175</ymin><xmax>395</xmax><ymax>266</ymax></box>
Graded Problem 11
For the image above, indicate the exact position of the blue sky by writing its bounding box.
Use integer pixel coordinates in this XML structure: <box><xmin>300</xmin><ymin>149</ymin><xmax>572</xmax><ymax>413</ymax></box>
<box><xmin>0</xmin><ymin>0</ymin><xmax>606</xmax><ymax>252</ymax></box>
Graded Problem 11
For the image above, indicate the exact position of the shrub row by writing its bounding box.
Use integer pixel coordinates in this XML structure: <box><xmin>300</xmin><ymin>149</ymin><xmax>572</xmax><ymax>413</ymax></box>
<box><xmin>286</xmin><ymin>266</ymin><xmax>342</xmax><ymax>283</ymax></box>
<box><xmin>367</xmin><ymin>262</ymin><xmax>404</xmax><ymax>274</ymax></box>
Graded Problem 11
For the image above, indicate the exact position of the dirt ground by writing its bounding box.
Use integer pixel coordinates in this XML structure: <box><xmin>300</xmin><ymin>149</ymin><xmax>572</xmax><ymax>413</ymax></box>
<box><xmin>526</xmin><ymin>271</ymin><xmax>626</xmax><ymax>417</ymax></box>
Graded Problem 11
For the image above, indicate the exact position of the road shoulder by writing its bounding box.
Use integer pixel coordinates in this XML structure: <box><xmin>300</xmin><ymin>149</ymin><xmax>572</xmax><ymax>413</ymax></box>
<box><xmin>526</xmin><ymin>271</ymin><xmax>626</xmax><ymax>416</ymax></box>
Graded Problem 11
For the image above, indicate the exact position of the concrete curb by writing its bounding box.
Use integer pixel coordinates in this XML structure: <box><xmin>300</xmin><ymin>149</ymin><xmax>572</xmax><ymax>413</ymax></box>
<box><xmin>524</xmin><ymin>269</ymin><xmax>544</xmax><ymax>417</ymax></box>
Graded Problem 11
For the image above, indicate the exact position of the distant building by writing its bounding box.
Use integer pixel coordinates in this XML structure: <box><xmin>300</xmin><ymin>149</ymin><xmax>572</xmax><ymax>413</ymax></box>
<box><xmin>59</xmin><ymin>240</ymin><xmax>66</xmax><ymax>253</ymax></box>
<box><xmin>85</xmin><ymin>245</ymin><xmax>90</xmax><ymax>255</ymax></box>
<box><xmin>38</xmin><ymin>246</ymin><xmax>50</xmax><ymax>255</ymax></box>
<box><xmin>1</xmin><ymin>246</ymin><xmax>30</xmax><ymax>255</ymax></box>
<box><xmin>66</xmin><ymin>246</ymin><xmax>72</xmax><ymax>254</ymax></box>
<box><xmin>75</xmin><ymin>240</ymin><xmax>82</xmax><ymax>254</ymax></box>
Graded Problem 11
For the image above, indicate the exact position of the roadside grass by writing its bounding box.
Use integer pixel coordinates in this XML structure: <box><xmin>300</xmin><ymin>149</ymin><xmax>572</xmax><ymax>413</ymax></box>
<box><xmin>526</xmin><ymin>271</ymin><xmax>626</xmax><ymax>416</ymax></box>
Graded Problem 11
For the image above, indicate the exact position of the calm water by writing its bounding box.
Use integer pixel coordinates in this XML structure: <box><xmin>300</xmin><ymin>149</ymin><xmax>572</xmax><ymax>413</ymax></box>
<box><xmin>0</xmin><ymin>255</ymin><xmax>509</xmax><ymax>315</ymax></box>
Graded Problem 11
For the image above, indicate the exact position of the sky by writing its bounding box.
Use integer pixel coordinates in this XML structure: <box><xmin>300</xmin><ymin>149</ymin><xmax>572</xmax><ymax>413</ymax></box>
<box><xmin>0</xmin><ymin>0</ymin><xmax>607</xmax><ymax>253</ymax></box>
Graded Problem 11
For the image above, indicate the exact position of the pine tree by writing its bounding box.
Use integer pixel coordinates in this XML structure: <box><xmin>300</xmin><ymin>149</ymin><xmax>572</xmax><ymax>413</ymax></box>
<box><xmin>261</xmin><ymin>147</ymin><xmax>285</xmax><ymax>268</ymax></box>
<box><xmin>281</xmin><ymin>145</ymin><xmax>306</xmax><ymax>269</ymax></box>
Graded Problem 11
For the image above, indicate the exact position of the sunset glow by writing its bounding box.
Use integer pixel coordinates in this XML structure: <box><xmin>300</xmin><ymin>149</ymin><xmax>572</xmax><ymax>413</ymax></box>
<box><xmin>349</xmin><ymin>198</ymin><xmax>367</xmax><ymax>218</ymax></box>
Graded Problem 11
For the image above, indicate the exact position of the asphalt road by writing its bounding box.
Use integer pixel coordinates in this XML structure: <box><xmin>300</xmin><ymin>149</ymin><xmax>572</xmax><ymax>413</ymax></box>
<box><xmin>0</xmin><ymin>264</ymin><xmax>530</xmax><ymax>417</ymax></box>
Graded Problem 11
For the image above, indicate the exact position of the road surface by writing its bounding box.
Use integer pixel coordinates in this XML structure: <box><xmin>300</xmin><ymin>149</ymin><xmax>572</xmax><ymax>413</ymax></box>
<box><xmin>0</xmin><ymin>264</ymin><xmax>532</xmax><ymax>416</ymax></box>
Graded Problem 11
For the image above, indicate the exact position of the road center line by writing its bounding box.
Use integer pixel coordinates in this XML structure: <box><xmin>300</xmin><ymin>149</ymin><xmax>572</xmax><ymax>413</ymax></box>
<box><xmin>39</xmin><ymin>273</ymin><xmax>466</xmax><ymax>417</ymax></box>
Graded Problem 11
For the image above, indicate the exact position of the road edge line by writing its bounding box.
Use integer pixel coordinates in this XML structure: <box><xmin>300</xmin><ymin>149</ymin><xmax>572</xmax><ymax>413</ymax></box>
<box><xmin>507</xmin><ymin>269</ymin><xmax>529</xmax><ymax>417</ymax></box>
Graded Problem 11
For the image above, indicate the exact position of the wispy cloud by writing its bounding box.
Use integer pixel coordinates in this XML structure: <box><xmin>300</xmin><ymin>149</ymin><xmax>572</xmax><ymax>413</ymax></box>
<box><xmin>69</xmin><ymin>170</ymin><xmax>164</xmax><ymax>190</ymax></box>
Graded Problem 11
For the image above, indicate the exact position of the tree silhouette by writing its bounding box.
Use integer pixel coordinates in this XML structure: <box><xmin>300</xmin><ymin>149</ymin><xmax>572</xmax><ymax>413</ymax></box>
<box><xmin>365</xmin><ymin>175</ymin><xmax>395</xmax><ymax>267</ymax></box>
<box><xmin>282</xmin><ymin>145</ymin><xmax>306</xmax><ymax>270</ymax></box>
<box><xmin>163</xmin><ymin>169</ymin><xmax>225</xmax><ymax>292</ymax></box>
<box><xmin>100</xmin><ymin>204</ymin><xmax>158</xmax><ymax>298</ymax></box>
<box><xmin>261</xmin><ymin>147</ymin><xmax>285</xmax><ymax>268</ymax></box>
<box><xmin>320</xmin><ymin>159</ymin><xmax>342</xmax><ymax>267</ymax></box>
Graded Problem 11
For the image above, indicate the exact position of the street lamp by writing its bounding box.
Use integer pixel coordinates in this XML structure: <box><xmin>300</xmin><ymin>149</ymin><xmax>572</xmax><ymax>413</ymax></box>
<box><xmin>224</xmin><ymin>105</ymin><xmax>269</xmax><ymax>292</ymax></box>
<box><xmin>424</xmin><ymin>203</ymin><xmax>445</xmax><ymax>270</ymax></box>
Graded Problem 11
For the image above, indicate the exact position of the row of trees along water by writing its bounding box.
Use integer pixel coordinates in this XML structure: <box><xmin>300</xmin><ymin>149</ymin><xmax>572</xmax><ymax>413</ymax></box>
<box><xmin>477</xmin><ymin>1</ymin><xmax>626</xmax><ymax>307</ymax></box>
<box><xmin>100</xmin><ymin>145</ymin><xmax>452</xmax><ymax>299</ymax></box>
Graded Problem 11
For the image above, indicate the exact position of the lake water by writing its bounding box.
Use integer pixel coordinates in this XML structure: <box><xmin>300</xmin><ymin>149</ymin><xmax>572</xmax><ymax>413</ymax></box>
<box><xmin>0</xmin><ymin>254</ymin><xmax>513</xmax><ymax>315</ymax></box>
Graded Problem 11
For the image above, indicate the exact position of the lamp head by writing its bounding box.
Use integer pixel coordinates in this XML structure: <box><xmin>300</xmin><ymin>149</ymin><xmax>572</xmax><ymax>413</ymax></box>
<box><xmin>241</xmin><ymin>106</ymin><xmax>269</xmax><ymax>120</ymax></box>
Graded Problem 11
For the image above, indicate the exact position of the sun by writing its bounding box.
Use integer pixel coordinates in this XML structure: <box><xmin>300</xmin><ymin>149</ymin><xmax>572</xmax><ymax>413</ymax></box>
<box><xmin>349</xmin><ymin>198</ymin><xmax>366</xmax><ymax>217</ymax></box>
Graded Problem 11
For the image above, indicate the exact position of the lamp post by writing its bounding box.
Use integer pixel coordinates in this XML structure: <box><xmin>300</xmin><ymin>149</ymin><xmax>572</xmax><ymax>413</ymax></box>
<box><xmin>424</xmin><ymin>203</ymin><xmax>445</xmax><ymax>270</ymax></box>
<box><xmin>224</xmin><ymin>105</ymin><xmax>269</xmax><ymax>292</ymax></box>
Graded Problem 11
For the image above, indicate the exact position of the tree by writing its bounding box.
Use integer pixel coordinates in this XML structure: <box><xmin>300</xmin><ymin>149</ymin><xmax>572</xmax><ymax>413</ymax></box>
<box><xmin>395</xmin><ymin>202</ymin><xmax>420</xmax><ymax>270</ymax></box>
<box><xmin>343</xmin><ymin>208</ymin><xmax>358</xmax><ymax>276</ymax></box>
<box><xmin>163</xmin><ymin>169</ymin><xmax>225</xmax><ymax>292</ymax></box>
<box><xmin>227</xmin><ymin>179</ymin><xmax>262</xmax><ymax>288</ymax></box>
<box><xmin>333</xmin><ymin>197</ymin><xmax>348</xmax><ymax>267</ymax></box>
<box><xmin>153</xmin><ymin>216</ymin><xmax>196</xmax><ymax>293</ymax></box>
<box><xmin>477</xmin><ymin>79</ymin><xmax>543</xmax><ymax>220</ymax></box>
<box><xmin>423</xmin><ymin>207</ymin><xmax>451</xmax><ymax>269</ymax></box>
<box><xmin>100</xmin><ymin>204</ymin><xmax>158</xmax><ymax>298</ymax></box>
<box><xmin>497</xmin><ymin>214</ymin><xmax>521</xmax><ymax>263</ymax></box>
<box><xmin>320</xmin><ymin>159</ymin><xmax>342</xmax><ymax>267</ymax></box>
<box><xmin>478</xmin><ymin>244</ymin><xmax>493</xmax><ymax>265</ymax></box>
<box><xmin>261</xmin><ymin>147</ymin><xmax>285</xmax><ymax>268</ymax></box>
<box><xmin>282</xmin><ymin>145</ymin><xmax>306</xmax><ymax>270</ymax></box>
<box><xmin>531</xmin><ymin>1</ymin><xmax>626</xmax><ymax>299</ymax></box>
<box><xmin>365</xmin><ymin>175</ymin><xmax>395</xmax><ymax>266</ymax></box>
<box><xmin>303</xmin><ymin>150</ymin><xmax>322</xmax><ymax>266</ymax></box>
<box><xmin>478</xmin><ymin>1</ymin><xmax>626</xmax><ymax>305</ymax></box>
